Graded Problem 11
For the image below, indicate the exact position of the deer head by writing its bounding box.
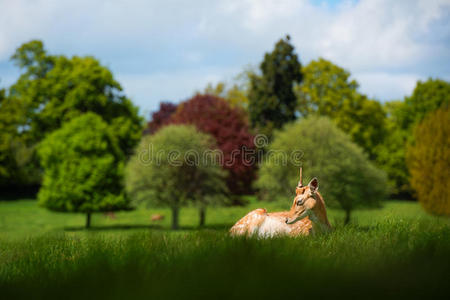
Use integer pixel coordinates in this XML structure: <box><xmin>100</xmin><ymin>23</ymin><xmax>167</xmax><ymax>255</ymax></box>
<box><xmin>285</xmin><ymin>177</ymin><xmax>319</xmax><ymax>224</ymax></box>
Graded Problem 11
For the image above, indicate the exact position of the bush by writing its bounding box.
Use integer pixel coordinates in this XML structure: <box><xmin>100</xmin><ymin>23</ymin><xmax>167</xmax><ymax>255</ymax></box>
<box><xmin>407</xmin><ymin>108</ymin><xmax>450</xmax><ymax>216</ymax></box>
<box><xmin>171</xmin><ymin>94</ymin><xmax>256</xmax><ymax>197</ymax></box>
<box><xmin>255</xmin><ymin>117</ymin><xmax>387</xmax><ymax>224</ymax></box>
<box><xmin>125</xmin><ymin>125</ymin><xmax>228</xmax><ymax>229</ymax></box>
<box><xmin>37</xmin><ymin>113</ymin><xmax>130</xmax><ymax>228</ymax></box>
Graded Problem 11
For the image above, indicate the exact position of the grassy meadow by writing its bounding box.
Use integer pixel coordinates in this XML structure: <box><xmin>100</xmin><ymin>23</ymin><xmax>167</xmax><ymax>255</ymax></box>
<box><xmin>1</xmin><ymin>198</ymin><xmax>450</xmax><ymax>299</ymax></box>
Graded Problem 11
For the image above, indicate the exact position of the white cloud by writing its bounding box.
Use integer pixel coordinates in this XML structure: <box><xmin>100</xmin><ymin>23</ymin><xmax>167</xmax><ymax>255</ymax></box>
<box><xmin>317</xmin><ymin>0</ymin><xmax>450</xmax><ymax>72</ymax></box>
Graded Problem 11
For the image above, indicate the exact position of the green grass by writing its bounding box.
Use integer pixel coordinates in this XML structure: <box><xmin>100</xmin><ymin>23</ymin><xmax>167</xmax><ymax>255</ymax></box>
<box><xmin>0</xmin><ymin>198</ymin><xmax>442</xmax><ymax>237</ymax></box>
<box><xmin>1</xmin><ymin>199</ymin><xmax>449</xmax><ymax>299</ymax></box>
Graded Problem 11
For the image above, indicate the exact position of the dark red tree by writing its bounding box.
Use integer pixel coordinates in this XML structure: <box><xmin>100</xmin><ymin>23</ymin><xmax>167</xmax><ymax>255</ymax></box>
<box><xmin>145</xmin><ymin>102</ymin><xmax>178</xmax><ymax>134</ymax></box>
<box><xmin>171</xmin><ymin>94</ymin><xmax>256</xmax><ymax>196</ymax></box>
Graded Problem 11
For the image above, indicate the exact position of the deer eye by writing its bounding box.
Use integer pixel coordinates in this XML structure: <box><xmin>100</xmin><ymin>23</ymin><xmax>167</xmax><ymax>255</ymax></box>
<box><xmin>296</xmin><ymin>199</ymin><xmax>303</xmax><ymax>206</ymax></box>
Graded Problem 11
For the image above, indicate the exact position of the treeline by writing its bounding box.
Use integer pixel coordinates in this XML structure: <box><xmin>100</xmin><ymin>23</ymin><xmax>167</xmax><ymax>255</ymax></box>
<box><xmin>0</xmin><ymin>41</ymin><xmax>142</xmax><ymax>193</ymax></box>
<box><xmin>0</xmin><ymin>37</ymin><xmax>448</xmax><ymax>227</ymax></box>
<box><xmin>203</xmin><ymin>36</ymin><xmax>449</xmax><ymax>200</ymax></box>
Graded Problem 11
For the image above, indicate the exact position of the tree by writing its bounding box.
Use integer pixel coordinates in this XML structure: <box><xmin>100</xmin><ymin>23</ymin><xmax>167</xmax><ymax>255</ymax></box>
<box><xmin>295</xmin><ymin>58</ymin><xmax>386</xmax><ymax>160</ymax></box>
<box><xmin>0</xmin><ymin>89</ymin><xmax>16</xmax><ymax>184</ymax></box>
<box><xmin>376</xmin><ymin>79</ymin><xmax>450</xmax><ymax>196</ymax></box>
<box><xmin>37</xmin><ymin>113</ymin><xmax>130</xmax><ymax>228</ymax></box>
<box><xmin>255</xmin><ymin>117</ymin><xmax>387</xmax><ymax>224</ymax></box>
<box><xmin>145</xmin><ymin>102</ymin><xmax>178</xmax><ymax>134</ymax></box>
<box><xmin>0</xmin><ymin>88</ymin><xmax>39</xmax><ymax>188</ymax></box>
<box><xmin>406</xmin><ymin>108</ymin><xmax>450</xmax><ymax>216</ymax></box>
<box><xmin>170</xmin><ymin>94</ymin><xmax>256</xmax><ymax>197</ymax></box>
<box><xmin>125</xmin><ymin>125</ymin><xmax>228</xmax><ymax>229</ymax></box>
<box><xmin>204</xmin><ymin>82</ymin><xmax>249</xmax><ymax>110</ymax></box>
<box><xmin>204</xmin><ymin>67</ymin><xmax>255</xmax><ymax>111</ymax></box>
<box><xmin>9</xmin><ymin>40</ymin><xmax>142</xmax><ymax>156</ymax></box>
<box><xmin>249</xmin><ymin>35</ymin><xmax>303</xmax><ymax>137</ymax></box>
<box><xmin>402</xmin><ymin>78</ymin><xmax>450</xmax><ymax>129</ymax></box>
<box><xmin>375</xmin><ymin>101</ymin><xmax>411</xmax><ymax>195</ymax></box>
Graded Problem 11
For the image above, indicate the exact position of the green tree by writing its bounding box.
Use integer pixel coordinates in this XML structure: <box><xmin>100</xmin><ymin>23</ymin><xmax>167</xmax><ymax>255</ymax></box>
<box><xmin>0</xmin><ymin>88</ymin><xmax>15</xmax><ymax>184</ymax></box>
<box><xmin>249</xmin><ymin>35</ymin><xmax>303</xmax><ymax>137</ymax></box>
<box><xmin>204</xmin><ymin>81</ymin><xmax>249</xmax><ymax>110</ymax></box>
<box><xmin>376</xmin><ymin>79</ymin><xmax>450</xmax><ymax>196</ymax></box>
<box><xmin>0</xmin><ymin>88</ymin><xmax>39</xmax><ymax>187</ymax></box>
<box><xmin>9</xmin><ymin>40</ymin><xmax>142</xmax><ymax>155</ymax></box>
<box><xmin>38</xmin><ymin>113</ymin><xmax>130</xmax><ymax>228</ymax></box>
<box><xmin>402</xmin><ymin>78</ymin><xmax>450</xmax><ymax>129</ymax></box>
<box><xmin>407</xmin><ymin>108</ymin><xmax>450</xmax><ymax>216</ymax></box>
<box><xmin>203</xmin><ymin>68</ymin><xmax>255</xmax><ymax>111</ymax></box>
<box><xmin>375</xmin><ymin>101</ymin><xmax>411</xmax><ymax>195</ymax></box>
<box><xmin>125</xmin><ymin>125</ymin><xmax>228</xmax><ymax>229</ymax></box>
<box><xmin>295</xmin><ymin>58</ymin><xmax>386</xmax><ymax>160</ymax></box>
<box><xmin>255</xmin><ymin>117</ymin><xmax>387</xmax><ymax>224</ymax></box>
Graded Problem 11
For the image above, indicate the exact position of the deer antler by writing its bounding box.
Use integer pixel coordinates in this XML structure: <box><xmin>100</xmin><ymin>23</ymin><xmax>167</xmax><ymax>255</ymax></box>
<box><xmin>298</xmin><ymin>167</ymin><xmax>303</xmax><ymax>187</ymax></box>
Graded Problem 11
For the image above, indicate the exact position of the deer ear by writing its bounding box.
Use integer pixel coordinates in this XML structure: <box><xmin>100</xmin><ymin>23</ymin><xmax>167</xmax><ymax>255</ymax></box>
<box><xmin>308</xmin><ymin>178</ymin><xmax>318</xmax><ymax>193</ymax></box>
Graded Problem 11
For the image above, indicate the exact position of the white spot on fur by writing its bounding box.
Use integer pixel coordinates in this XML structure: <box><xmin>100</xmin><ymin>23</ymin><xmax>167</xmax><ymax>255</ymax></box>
<box><xmin>257</xmin><ymin>216</ymin><xmax>291</xmax><ymax>238</ymax></box>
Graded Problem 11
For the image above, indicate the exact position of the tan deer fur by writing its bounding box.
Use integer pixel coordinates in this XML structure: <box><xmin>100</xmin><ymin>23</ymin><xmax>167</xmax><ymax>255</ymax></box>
<box><xmin>230</xmin><ymin>170</ymin><xmax>331</xmax><ymax>238</ymax></box>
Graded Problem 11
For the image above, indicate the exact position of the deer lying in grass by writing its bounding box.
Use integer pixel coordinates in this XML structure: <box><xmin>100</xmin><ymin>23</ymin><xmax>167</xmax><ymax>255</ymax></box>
<box><xmin>151</xmin><ymin>214</ymin><xmax>165</xmax><ymax>222</ymax></box>
<box><xmin>230</xmin><ymin>168</ymin><xmax>332</xmax><ymax>237</ymax></box>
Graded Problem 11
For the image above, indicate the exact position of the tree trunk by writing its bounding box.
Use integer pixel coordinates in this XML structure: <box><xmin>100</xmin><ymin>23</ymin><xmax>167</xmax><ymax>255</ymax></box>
<box><xmin>86</xmin><ymin>212</ymin><xmax>92</xmax><ymax>229</ymax></box>
<box><xmin>171</xmin><ymin>207</ymin><xmax>179</xmax><ymax>230</ymax></box>
<box><xmin>199</xmin><ymin>205</ymin><xmax>206</xmax><ymax>227</ymax></box>
<box><xmin>344</xmin><ymin>209</ymin><xmax>351</xmax><ymax>225</ymax></box>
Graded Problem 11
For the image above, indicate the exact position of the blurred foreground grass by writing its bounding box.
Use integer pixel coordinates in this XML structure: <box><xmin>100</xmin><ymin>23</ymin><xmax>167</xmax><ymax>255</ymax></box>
<box><xmin>1</xmin><ymin>199</ymin><xmax>449</xmax><ymax>299</ymax></box>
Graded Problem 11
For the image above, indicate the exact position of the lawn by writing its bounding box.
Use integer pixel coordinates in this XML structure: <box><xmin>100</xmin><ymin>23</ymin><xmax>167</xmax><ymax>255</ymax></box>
<box><xmin>0</xmin><ymin>198</ymin><xmax>442</xmax><ymax>237</ymax></box>
<box><xmin>1</xmin><ymin>198</ymin><xmax>449</xmax><ymax>299</ymax></box>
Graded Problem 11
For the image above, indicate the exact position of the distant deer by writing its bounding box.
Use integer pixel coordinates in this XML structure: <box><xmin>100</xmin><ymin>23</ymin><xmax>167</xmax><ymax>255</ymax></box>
<box><xmin>230</xmin><ymin>168</ymin><xmax>332</xmax><ymax>237</ymax></box>
<box><xmin>151</xmin><ymin>214</ymin><xmax>165</xmax><ymax>222</ymax></box>
<box><xmin>103</xmin><ymin>212</ymin><xmax>117</xmax><ymax>219</ymax></box>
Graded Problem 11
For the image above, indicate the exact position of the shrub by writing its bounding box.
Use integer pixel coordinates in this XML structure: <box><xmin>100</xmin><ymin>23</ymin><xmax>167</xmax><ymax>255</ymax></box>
<box><xmin>407</xmin><ymin>108</ymin><xmax>450</xmax><ymax>216</ymax></box>
<box><xmin>255</xmin><ymin>116</ymin><xmax>387</xmax><ymax>224</ymax></box>
<box><xmin>125</xmin><ymin>125</ymin><xmax>228</xmax><ymax>229</ymax></box>
<box><xmin>170</xmin><ymin>94</ymin><xmax>256</xmax><ymax>197</ymax></box>
<box><xmin>37</xmin><ymin>113</ymin><xmax>130</xmax><ymax>228</ymax></box>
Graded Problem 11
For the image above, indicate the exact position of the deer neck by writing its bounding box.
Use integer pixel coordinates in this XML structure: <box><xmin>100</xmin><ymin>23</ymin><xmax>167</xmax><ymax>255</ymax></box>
<box><xmin>310</xmin><ymin>192</ymin><xmax>332</xmax><ymax>232</ymax></box>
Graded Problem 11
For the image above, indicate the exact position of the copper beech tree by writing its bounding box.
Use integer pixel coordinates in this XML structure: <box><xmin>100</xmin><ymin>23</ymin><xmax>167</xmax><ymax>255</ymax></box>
<box><xmin>144</xmin><ymin>102</ymin><xmax>177</xmax><ymax>134</ymax></box>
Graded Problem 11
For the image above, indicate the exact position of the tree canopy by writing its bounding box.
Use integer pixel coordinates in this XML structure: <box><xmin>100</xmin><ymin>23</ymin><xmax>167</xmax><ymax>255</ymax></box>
<box><xmin>171</xmin><ymin>94</ymin><xmax>256</xmax><ymax>196</ymax></box>
<box><xmin>9</xmin><ymin>40</ymin><xmax>142</xmax><ymax>155</ymax></box>
<box><xmin>295</xmin><ymin>58</ymin><xmax>386</xmax><ymax>160</ymax></box>
<box><xmin>145</xmin><ymin>102</ymin><xmax>178</xmax><ymax>134</ymax></box>
<box><xmin>0</xmin><ymin>40</ymin><xmax>143</xmax><ymax>189</ymax></box>
<box><xmin>402</xmin><ymin>78</ymin><xmax>450</xmax><ymax>129</ymax></box>
<box><xmin>249</xmin><ymin>35</ymin><xmax>303</xmax><ymax>137</ymax></box>
<box><xmin>407</xmin><ymin>107</ymin><xmax>450</xmax><ymax>216</ymax></box>
<box><xmin>255</xmin><ymin>116</ymin><xmax>387</xmax><ymax>224</ymax></box>
<box><xmin>38</xmin><ymin>113</ymin><xmax>130</xmax><ymax>228</ymax></box>
<box><xmin>376</xmin><ymin>79</ymin><xmax>450</xmax><ymax>196</ymax></box>
<box><xmin>125</xmin><ymin>125</ymin><xmax>228</xmax><ymax>229</ymax></box>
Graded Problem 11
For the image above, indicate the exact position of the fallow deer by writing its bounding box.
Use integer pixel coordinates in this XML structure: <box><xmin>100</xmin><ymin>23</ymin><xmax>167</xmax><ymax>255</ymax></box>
<box><xmin>230</xmin><ymin>168</ymin><xmax>332</xmax><ymax>237</ymax></box>
<box><xmin>151</xmin><ymin>214</ymin><xmax>165</xmax><ymax>222</ymax></box>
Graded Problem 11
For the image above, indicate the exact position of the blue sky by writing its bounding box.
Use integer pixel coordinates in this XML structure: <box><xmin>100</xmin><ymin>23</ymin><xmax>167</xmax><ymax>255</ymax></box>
<box><xmin>0</xmin><ymin>0</ymin><xmax>449</xmax><ymax>118</ymax></box>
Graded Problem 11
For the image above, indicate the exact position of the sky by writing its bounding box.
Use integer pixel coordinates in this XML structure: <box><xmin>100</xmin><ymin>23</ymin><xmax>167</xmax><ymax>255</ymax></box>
<box><xmin>0</xmin><ymin>0</ymin><xmax>449</xmax><ymax>117</ymax></box>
